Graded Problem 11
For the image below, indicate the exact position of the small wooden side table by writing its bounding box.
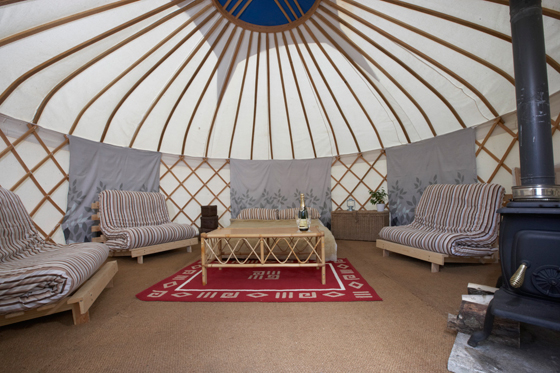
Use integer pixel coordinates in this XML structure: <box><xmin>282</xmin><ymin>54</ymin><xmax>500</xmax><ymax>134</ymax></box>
<box><xmin>331</xmin><ymin>210</ymin><xmax>390</xmax><ymax>241</ymax></box>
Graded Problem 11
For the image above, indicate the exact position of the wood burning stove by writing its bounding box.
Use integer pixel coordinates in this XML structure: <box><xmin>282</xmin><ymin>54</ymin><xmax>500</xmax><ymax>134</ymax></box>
<box><xmin>468</xmin><ymin>0</ymin><xmax>560</xmax><ymax>347</ymax></box>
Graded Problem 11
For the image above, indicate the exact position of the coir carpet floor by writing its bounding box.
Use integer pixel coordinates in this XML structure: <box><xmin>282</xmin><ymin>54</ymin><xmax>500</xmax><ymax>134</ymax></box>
<box><xmin>136</xmin><ymin>258</ymin><xmax>382</xmax><ymax>302</ymax></box>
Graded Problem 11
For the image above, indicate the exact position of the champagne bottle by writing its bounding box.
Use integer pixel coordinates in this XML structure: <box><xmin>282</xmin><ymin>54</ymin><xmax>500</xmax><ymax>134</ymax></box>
<box><xmin>298</xmin><ymin>193</ymin><xmax>309</xmax><ymax>231</ymax></box>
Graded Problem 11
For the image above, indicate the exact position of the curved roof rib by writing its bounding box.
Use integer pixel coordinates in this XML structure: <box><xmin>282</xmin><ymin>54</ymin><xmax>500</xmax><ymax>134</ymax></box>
<box><xmin>0</xmin><ymin>0</ymin><xmax>558</xmax><ymax>159</ymax></box>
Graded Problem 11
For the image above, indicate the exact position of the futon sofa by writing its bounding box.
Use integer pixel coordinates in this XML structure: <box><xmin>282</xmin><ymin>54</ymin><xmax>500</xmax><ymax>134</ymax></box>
<box><xmin>0</xmin><ymin>187</ymin><xmax>116</xmax><ymax>325</ymax></box>
<box><xmin>96</xmin><ymin>190</ymin><xmax>198</xmax><ymax>263</ymax></box>
<box><xmin>377</xmin><ymin>183</ymin><xmax>505</xmax><ymax>272</ymax></box>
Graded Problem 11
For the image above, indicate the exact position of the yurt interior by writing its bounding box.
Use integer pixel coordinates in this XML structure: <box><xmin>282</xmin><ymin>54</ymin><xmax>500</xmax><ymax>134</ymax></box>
<box><xmin>1</xmin><ymin>0</ymin><xmax>560</xmax><ymax>371</ymax></box>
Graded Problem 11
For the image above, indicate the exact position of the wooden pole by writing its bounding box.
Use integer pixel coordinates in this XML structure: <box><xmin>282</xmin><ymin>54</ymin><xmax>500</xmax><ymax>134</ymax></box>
<box><xmin>321</xmin><ymin>233</ymin><xmax>325</xmax><ymax>285</ymax></box>
<box><xmin>201</xmin><ymin>233</ymin><xmax>207</xmax><ymax>285</ymax></box>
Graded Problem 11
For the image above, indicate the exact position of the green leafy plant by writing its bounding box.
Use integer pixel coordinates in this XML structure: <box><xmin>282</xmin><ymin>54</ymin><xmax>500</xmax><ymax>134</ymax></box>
<box><xmin>369</xmin><ymin>188</ymin><xmax>388</xmax><ymax>205</ymax></box>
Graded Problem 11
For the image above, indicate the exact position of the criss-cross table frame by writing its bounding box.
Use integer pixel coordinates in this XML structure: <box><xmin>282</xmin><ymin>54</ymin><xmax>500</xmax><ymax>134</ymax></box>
<box><xmin>201</xmin><ymin>227</ymin><xmax>326</xmax><ymax>285</ymax></box>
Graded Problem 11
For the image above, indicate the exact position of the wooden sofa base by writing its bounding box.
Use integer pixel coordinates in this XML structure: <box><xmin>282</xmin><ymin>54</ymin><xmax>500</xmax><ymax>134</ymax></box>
<box><xmin>376</xmin><ymin>239</ymin><xmax>499</xmax><ymax>273</ymax></box>
<box><xmin>100</xmin><ymin>237</ymin><xmax>198</xmax><ymax>264</ymax></box>
<box><xmin>0</xmin><ymin>260</ymin><xmax>118</xmax><ymax>327</ymax></box>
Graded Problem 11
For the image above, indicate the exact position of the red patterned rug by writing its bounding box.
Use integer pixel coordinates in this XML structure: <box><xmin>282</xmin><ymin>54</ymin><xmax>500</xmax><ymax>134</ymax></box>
<box><xmin>136</xmin><ymin>258</ymin><xmax>382</xmax><ymax>302</ymax></box>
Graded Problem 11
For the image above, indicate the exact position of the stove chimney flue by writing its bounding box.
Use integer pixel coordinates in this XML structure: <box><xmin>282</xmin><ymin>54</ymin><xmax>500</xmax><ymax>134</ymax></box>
<box><xmin>510</xmin><ymin>0</ymin><xmax>560</xmax><ymax>200</ymax></box>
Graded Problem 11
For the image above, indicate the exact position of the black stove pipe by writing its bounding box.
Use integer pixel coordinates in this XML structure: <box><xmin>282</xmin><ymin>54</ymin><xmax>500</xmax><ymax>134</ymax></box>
<box><xmin>510</xmin><ymin>0</ymin><xmax>555</xmax><ymax>187</ymax></box>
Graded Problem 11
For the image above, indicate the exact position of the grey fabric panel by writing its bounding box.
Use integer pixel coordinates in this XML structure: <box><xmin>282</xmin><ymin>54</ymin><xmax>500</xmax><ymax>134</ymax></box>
<box><xmin>62</xmin><ymin>136</ymin><xmax>161</xmax><ymax>243</ymax></box>
<box><xmin>386</xmin><ymin>128</ymin><xmax>477</xmax><ymax>226</ymax></box>
<box><xmin>230</xmin><ymin>158</ymin><xmax>332</xmax><ymax>225</ymax></box>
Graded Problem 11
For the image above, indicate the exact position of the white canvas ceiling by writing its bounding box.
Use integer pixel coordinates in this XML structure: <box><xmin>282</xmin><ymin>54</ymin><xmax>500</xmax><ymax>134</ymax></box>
<box><xmin>0</xmin><ymin>0</ymin><xmax>559</xmax><ymax>160</ymax></box>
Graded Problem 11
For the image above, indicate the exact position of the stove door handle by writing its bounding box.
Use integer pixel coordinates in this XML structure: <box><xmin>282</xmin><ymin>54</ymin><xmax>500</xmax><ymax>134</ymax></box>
<box><xmin>510</xmin><ymin>262</ymin><xmax>529</xmax><ymax>288</ymax></box>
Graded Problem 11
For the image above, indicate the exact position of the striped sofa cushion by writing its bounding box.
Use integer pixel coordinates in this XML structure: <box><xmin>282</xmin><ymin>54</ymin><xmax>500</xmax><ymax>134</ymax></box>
<box><xmin>99</xmin><ymin>190</ymin><xmax>170</xmax><ymax>228</ymax></box>
<box><xmin>379</xmin><ymin>183</ymin><xmax>505</xmax><ymax>257</ymax></box>
<box><xmin>0</xmin><ymin>187</ymin><xmax>109</xmax><ymax>315</ymax></box>
<box><xmin>99</xmin><ymin>190</ymin><xmax>198</xmax><ymax>252</ymax></box>
<box><xmin>237</xmin><ymin>208</ymin><xmax>278</xmax><ymax>220</ymax></box>
<box><xmin>278</xmin><ymin>207</ymin><xmax>321</xmax><ymax>219</ymax></box>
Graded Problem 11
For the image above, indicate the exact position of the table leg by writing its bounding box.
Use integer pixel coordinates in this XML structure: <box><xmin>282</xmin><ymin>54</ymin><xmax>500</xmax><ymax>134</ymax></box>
<box><xmin>321</xmin><ymin>235</ymin><xmax>326</xmax><ymax>285</ymax></box>
<box><xmin>201</xmin><ymin>237</ymin><xmax>207</xmax><ymax>286</ymax></box>
<box><xmin>260</xmin><ymin>238</ymin><xmax>264</xmax><ymax>264</ymax></box>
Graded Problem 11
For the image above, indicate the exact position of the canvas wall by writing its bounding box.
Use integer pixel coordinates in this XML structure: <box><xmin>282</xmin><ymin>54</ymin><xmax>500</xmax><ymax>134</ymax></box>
<box><xmin>1</xmin><ymin>104</ymin><xmax>560</xmax><ymax>244</ymax></box>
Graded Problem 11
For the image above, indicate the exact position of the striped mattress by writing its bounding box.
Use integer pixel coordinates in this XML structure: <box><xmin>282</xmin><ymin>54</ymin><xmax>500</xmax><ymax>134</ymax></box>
<box><xmin>379</xmin><ymin>183</ymin><xmax>505</xmax><ymax>257</ymax></box>
<box><xmin>0</xmin><ymin>187</ymin><xmax>109</xmax><ymax>315</ymax></box>
<box><xmin>99</xmin><ymin>190</ymin><xmax>198</xmax><ymax>253</ymax></box>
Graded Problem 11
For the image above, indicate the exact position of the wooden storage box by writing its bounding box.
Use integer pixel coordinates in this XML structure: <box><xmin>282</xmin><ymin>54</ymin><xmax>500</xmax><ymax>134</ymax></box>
<box><xmin>331</xmin><ymin>210</ymin><xmax>390</xmax><ymax>241</ymax></box>
<box><xmin>199</xmin><ymin>227</ymin><xmax>215</xmax><ymax>237</ymax></box>
<box><xmin>201</xmin><ymin>205</ymin><xmax>217</xmax><ymax>217</ymax></box>
<box><xmin>201</xmin><ymin>216</ymin><xmax>219</xmax><ymax>229</ymax></box>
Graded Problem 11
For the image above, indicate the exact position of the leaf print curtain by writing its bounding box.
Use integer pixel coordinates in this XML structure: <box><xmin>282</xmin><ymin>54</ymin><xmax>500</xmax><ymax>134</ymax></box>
<box><xmin>386</xmin><ymin>128</ymin><xmax>477</xmax><ymax>226</ymax></box>
<box><xmin>230</xmin><ymin>158</ymin><xmax>332</xmax><ymax>225</ymax></box>
<box><xmin>62</xmin><ymin>136</ymin><xmax>161</xmax><ymax>243</ymax></box>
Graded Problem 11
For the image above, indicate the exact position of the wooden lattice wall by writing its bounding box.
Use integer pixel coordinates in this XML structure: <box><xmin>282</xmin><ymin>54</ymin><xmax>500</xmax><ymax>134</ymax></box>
<box><xmin>1</xmin><ymin>112</ymin><xmax>559</xmax><ymax>244</ymax></box>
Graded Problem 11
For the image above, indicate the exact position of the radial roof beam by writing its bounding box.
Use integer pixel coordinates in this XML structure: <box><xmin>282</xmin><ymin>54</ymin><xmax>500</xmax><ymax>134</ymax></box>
<box><xmin>380</xmin><ymin>0</ymin><xmax>560</xmax><ymax>75</ymax></box>
<box><xmin>101</xmin><ymin>14</ymin><xmax>224</xmax><ymax>143</ymax></box>
<box><xmin>266</xmin><ymin>34</ymin><xmax>273</xmax><ymax>159</ymax></box>
<box><xmin>205</xmin><ymin>29</ymin><xmax>246</xmax><ymax>158</ymax></box>
<box><xmin>482</xmin><ymin>0</ymin><xmax>560</xmax><ymax>20</ymax></box>
<box><xmin>316</xmin><ymin>9</ymin><xmax>466</xmax><ymax>129</ymax></box>
<box><xmin>250</xmin><ymin>33</ymin><xmax>262</xmax><ymax>160</ymax></box>
<box><xmin>74</xmin><ymin>6</ymin><xmax>214</xmax><ymax>136</ymax></box>
<box><xmin>33</xmin><ymin>0</ymin><xmax>205</xmax><ymax>124</ymax></box>
<box><xmin>273</xmin><ymin>33</ymin><xmax>295</xmax><ymax>159</ymax></box>
<box><xmin>181</xmin><ymin>26</ymin><xmax>240</xmax><ymax>155</ymax></box>
<box><xmin>229</xmin><ymin>32</ymin><xmax>254</xmax><ymax>158</ymax></box>
<box><xmin>312</xmin><ymin>15</ymin><xmax>425</xmax><ymax>140</ymax></box>
<box><xmin>0</xmin><ymin>0</ymin><xmax>187</xmax><ymax>106</ymax></box>
<box><xmin>128</xmin><ymin>8</ymin><xmax>217</xmax><ymax>146</ymax></box>
<box><xmin>324</xmin><ymin>0</ymin><xmax>500</xmax><ymax>118</ymax></box>
<box><xmin>0</xmin><ymin>0</ymin><xmax>140</xmax><ymax>48</ymax></box>
<box><xmin>296</xmin><ymin>27</ymin><xmax>361</xmax><ymax>153</ymax></box>
<box><xmin>157</xmin><ymin>18</ymin><xmax>228</xmax><ymax>151</ymax></box>
<box><xmin>304</xmin><ymin>22</ymin><xmax>387</xmax><ymax>147</ymax></box>
<box><xmin>281</xmin><ymin>31</ymin><xmax>318</xmax><ymax>158</ymax></box>
<box><xmin>340</xmin><ymin>0</ymin><xmax>515</xmax><ymax>85</ymax></box>
<box><xmin>288</xmin><ymin>29</ymin><xmax>338</xmax><ymax>156</ymax></box>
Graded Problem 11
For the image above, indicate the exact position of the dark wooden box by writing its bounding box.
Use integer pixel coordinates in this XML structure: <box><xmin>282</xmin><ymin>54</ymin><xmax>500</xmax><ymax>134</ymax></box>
<box><xmin>201</xmin><ymin>216</ymin><xmax>219</xmax><ymax>229</ymax></box>
<box><xmin>199</xmin><ymin>227</ymin><xmax>215</xmax><ymax>237</ymax></box>
<box><xmin>201</xmin><ymin>205</ymin><xmax>217</xmax><ymax>217</ymax></box>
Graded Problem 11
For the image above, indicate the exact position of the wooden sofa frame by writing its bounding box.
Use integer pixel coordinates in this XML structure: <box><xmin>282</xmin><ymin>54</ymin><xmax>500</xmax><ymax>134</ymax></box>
<box><xmin>0</xmin><ymin>260</ymin><xmax>117</xmax><ymax>327</ymax></box>
<box><xmin>91</xmin><ymin>202</ymin><xmax>197</xmax><ymax>264</ymax></box>
<box><xmin>376</xmin><ymin>239</ymin><xmax>499</xmax><ymax>273</ymax></box>
<box><xmin>375</xmin><ymin>193</ymin><xmax>510</xmax><ymax>273</ymax></box>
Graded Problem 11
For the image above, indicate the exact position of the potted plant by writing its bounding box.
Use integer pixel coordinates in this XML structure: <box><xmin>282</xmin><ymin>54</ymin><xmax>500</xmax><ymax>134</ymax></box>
<box><xmin>369</xmin><ymin>188</ymin><xmax>388</xmax><ymax>212</ymax></box>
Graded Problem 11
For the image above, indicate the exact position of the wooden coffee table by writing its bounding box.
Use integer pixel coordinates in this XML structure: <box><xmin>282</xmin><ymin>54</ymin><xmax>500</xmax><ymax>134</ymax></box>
<box><xmin>200</xmin><ymin>227</ymin><xmax>326</xmax><ymax>285</ymax></box>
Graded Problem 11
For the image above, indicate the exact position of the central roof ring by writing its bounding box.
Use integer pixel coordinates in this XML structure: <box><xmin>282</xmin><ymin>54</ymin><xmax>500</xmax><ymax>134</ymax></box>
<box><xmin>212</xmin><ymin>0</ymin><xmax>322</xmax><ymax>33</ymax></box>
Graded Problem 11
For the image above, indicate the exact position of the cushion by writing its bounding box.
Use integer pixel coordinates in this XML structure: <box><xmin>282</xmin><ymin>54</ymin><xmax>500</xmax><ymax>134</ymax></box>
<box><xmin>99</xmin><ymin>190</ymin><xmax>198</xmax><ymax>252</ymax></box>
<box><xmin>237</xmin><ymin>208</ymin><xmax>278</xmax><ymax>220</ymax></box>
<box><xmin>379</xmin><ymin>183</ymin><xmax>504</xmax><ymax>257</ymax></box>
<box><xmin>103</xmin><ymin>223</ymin><xmax>198</xmax><ymax>252</ymax></box>
<box><xmin>99</xmin><ymin>190</ymin><xmax>170</xmax><ymax>228</ymax></box>
<box><xmin>0</xmin><ymin>187</ymin><xmax>109</xmax><ymax>314</ymax></box>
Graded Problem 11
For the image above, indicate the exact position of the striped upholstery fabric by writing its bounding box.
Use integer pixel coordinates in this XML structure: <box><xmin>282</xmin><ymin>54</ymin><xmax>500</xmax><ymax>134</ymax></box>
<box><xmin>0</xmin><ymin>187</ymin><xmax>109</xmax><ymax>315</ymax></box>
<box><xmin>379</xmin><ymin>184</ymin><xmax>505</xmax><ymax>257</ymax></box>
<box><xmin>237</xmin><ymin>208</ymin><xmax>278</xmax><ymax>220</ymax></box>
<box><xmin>99</xmin><ymin>190</ymin><xmax>198</xmax><ymax>252</ymax></box>
<box><xmin>278</xmin><ymin>207</ymin><xmax>321</xmax><ymax>219</ymax></box>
